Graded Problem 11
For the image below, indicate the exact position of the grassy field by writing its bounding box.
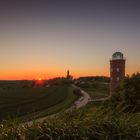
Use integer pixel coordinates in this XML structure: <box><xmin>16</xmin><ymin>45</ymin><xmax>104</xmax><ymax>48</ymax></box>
<box><xmin>0</xmin><ymin>81</ymin><xmax>78</xmax><ymax>121</ymax></box>
<box><xmin>77</xmin><ymin>81</ymin><xmax>109</xmax><ymax>99</ymax></box>
<box><xmin>0</xmin><ymin>77</ymin><xmax>140</xmax><ymax>139</ymax></box>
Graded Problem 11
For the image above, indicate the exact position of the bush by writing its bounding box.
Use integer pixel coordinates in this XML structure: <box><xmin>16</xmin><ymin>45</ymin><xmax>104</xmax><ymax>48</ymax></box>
<box><xmin>110</xmin><ymin>73</ymin><xmax>140</xmax><ymax>112</ymax></box>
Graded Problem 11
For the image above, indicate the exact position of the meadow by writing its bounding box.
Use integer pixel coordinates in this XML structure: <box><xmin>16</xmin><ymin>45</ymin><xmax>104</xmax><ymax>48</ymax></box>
<box><xmin>75</xmin><ymin>77</ymin><xmax>109</xmax><ymax>99</ymax></box>
<box><xmin>0</xmin><ymin>81</ymin><xmax>78</xmax><ymax>121</ymax></box>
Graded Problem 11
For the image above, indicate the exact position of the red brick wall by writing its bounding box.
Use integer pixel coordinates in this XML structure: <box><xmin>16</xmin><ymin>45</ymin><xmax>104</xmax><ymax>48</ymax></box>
<box><xmin>110</xmin><ymin>59</ymin><xmax>125</xmax><ymax>95</ymax></box>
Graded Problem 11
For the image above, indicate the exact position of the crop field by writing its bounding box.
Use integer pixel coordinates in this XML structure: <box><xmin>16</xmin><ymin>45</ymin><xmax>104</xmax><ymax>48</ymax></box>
<box><xmin>0</xmin><ymin>81</ymin><xmax>77</xmax><ymax>121</ymax></box>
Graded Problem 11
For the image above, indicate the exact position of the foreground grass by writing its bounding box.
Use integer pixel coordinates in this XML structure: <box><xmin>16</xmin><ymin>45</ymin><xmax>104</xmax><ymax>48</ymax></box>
<box><xmin>0</xmin><ymin>103</ymin><xmax>140</xmax><ymax>140</ymax></box>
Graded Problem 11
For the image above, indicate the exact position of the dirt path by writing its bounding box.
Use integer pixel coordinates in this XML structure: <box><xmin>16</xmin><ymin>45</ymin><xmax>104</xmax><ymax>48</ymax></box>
<box><xmin>71</xmin><ymin>84</ymin><xmax>92</xmax><ymax>109</ymax></box>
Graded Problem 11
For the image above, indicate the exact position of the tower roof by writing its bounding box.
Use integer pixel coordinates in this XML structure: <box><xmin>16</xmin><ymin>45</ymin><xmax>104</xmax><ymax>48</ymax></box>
<box><xmin>112</xmin><ymin>52</ymin><xmax>124</xmax><ymax>60</ymax></box>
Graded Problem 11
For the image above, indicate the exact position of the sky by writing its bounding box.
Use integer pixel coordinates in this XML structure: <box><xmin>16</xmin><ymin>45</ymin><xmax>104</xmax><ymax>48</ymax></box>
<box><xmin>0</xmin><ymin>0</ymin><xmax>140</xmax><ymax>80</ymax></box>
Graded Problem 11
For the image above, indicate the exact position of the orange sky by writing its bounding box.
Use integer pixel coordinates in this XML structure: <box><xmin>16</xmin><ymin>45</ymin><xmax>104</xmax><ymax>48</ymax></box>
<box><xmin>0</xmin><ymin>1</ymin><xmax>140</xmax><ymax>80</ymax></box>
<box><xmin>0</xmin><ymin>62</ymin><xmax>137</xmax><ymax>80</ymax></box>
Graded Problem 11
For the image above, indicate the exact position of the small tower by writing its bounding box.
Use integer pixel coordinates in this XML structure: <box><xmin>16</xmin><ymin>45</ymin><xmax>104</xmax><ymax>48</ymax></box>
<box><xmin>66</xmin><ymin>70</ymin><xmax>73</xmax><ymax>80</ymax></box>
<box><xmin>67</xmin><ymin>70</ymin><xmax>70</xmax><ymax>79</ymax></box>
<box><xmin>110</xmin><ymin>52</ymin><xmax>126</xmax><ymax>95</ymax></box>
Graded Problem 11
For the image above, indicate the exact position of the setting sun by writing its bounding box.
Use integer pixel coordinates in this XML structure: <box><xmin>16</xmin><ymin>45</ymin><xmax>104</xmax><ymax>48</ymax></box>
<box><xmin>38</xmin><ymin>77</ymin><xmax>42</xmax><ymax>81</ymax></box>
<box><xmin>35</xmin><ymin>77</ymin><xmax>45</xmax><ymax>86</ymax></box>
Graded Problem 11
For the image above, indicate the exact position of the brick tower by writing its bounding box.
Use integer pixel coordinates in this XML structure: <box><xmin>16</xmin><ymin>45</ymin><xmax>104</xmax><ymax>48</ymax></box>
<box><xmin>110</xmin><ymin>52</ymin><xmax>126</xmax><ymax>95</ymax></box>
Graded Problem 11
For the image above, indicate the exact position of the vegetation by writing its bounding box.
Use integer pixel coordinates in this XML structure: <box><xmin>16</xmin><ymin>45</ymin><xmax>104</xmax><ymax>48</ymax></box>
<box><xmin>109</xmin><ymin>72</ymin><xmax>140</xmax><ymax>112</ymax></box>
<box><xmin>75</xmin><ymin>76</ymin><xmax>109</xmax><ymax>99</ymax></box>
<box><xmin>0</xmin><ymin>103</ymin><xmax>140</xmax><ymax>140</ymax></box>
<box><xmin>0</xmin><ymin>81</ymin><xmax>78</xmax><ymax>121</ymax></box>
<box><xmin>0</xmin><ymin>74</ymin><xmax>140</xmax><ymax>139</ymax></box>
<box><xmin>47</xmin><ymin>77</ymin><xmax>73</xmax><ymax>86</ymax></box>
<box><xmin>75</xmin><ymin>76</ymin><xmax>110</xmax><ymax>83</ymax></box>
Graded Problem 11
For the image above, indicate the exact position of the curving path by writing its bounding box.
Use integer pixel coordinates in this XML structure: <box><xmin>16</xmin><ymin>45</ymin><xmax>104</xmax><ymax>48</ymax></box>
<box><xmin>70</xmin><ymin>84</ymin><xmax>92</xmax><ymax>109</ymax></box>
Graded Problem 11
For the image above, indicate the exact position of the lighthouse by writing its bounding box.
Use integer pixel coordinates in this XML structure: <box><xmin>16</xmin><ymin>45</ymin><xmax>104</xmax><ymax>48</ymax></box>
<box><xmin>110</xmin><ymin>52</ymin><xmax>126</xmax><ymax>95</ymax></box>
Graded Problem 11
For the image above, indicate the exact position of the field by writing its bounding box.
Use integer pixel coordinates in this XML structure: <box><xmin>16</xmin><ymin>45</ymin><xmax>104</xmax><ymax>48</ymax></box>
<box><xmin>83</xmin><ymin>82</ymin><xmax>109</xmax><ymax>99</ymax></box>
<box><xmin>75</xmin><ymin>79</ymin><xmax>109</xmax><ymax>99</ymax></box>
<box><xmin>0</xmin><ymin>75</ymin><xmax>140</xmax><ymax>139</ymax></box>
<box><xmin>0</xmin><ymin>81</ymin><xmax>78</xmax><ymax>121</ymax></box>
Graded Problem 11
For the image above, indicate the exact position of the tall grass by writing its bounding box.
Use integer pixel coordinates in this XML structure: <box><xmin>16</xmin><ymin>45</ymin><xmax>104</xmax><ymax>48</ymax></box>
<box><xmin>0</xmin><ymin>105</ymin><xmax>140</xmax><ymax>140</ymax></box>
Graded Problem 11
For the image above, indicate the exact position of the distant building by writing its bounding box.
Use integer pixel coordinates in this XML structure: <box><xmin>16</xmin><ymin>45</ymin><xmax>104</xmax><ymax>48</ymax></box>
<box><xmin>110</xmin><ymin>52</ymin><xmax>126</xmax><ymax>95</ymax></box>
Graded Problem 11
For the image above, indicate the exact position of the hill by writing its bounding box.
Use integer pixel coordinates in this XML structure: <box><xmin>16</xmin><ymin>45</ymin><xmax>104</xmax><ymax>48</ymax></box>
<box><xmin>0</xmin><ymin>81</ymin><xmax>78</xmax><ymax>121</ymax></box>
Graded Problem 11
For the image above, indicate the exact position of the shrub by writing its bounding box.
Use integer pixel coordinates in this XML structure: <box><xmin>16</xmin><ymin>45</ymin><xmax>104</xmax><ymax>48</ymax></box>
<box><xmin>110</xmin><ymin>73</ymin><xmax>140</xmax><ymax>112</ymax></box>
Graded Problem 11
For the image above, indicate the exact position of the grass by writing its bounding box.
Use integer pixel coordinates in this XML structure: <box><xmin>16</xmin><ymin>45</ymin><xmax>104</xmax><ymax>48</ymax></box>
<box><xmin>0</xmin><ymin>83</ymin><xmax>78</xmax><ymax>121</ymax></box>
<box><xmin>78</xmin><ymin>81</ymin><xmax>109</xmax><ymax>99</ymax></box>
<box><xmin>0</xmin><ymin>103</ymin><xmax>140</xmax><ymax>140</ymax></box>
<box><xmin>31</xmin><ymin>86</ymin><xmax>79</xmax><ymax>119</ymax></box>
<box><xmin>0</xmin><ymin>80</ymin><xmax>140</xmax><ymax>139</ymax></box>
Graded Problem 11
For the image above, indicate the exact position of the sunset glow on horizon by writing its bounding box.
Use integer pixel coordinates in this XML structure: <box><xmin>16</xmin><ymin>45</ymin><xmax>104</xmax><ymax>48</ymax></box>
<box><xmin>0</xmin><ymin>0</ymin><xmax>140</xmax><ymax>80</ymax></box>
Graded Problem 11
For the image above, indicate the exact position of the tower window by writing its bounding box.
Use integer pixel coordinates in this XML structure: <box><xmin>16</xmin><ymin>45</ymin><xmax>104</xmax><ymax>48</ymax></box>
<box><xmin>116</xmin><ymin>68</ymin><xmax>120</xmax><ymax>72</ymax></box>
<box><xmin>117</xmin><ymin>77</ymin><xmax>120</xmax><ymax>81</ymax></box>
